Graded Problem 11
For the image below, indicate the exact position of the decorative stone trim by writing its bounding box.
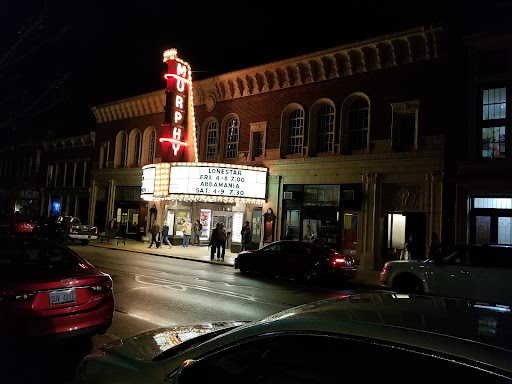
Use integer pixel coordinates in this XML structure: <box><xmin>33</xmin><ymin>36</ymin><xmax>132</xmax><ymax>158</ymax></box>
<box><xmin>91</xmin><ymin>25</ymin><xmax>442</xmax><ymax>123</ymax></box>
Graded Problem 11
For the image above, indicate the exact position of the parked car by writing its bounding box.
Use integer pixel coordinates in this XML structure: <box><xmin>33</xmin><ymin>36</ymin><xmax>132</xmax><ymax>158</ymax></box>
<box><xmin>64</xmin><ymin>216</ymin><xmax>98</xmax><ymax>245</ymax></box>
<box><xmin>0</xmin><ymin>214</ymin><xmax>36</xmax><ymax>237</ymax></box>
<box><xmin>32</xmin><ymin>215</ymin><xmax>62</xmax><ymax>240</ymax></box>
<box><xmin>75</xmin><ymin>292</ymin><xmax>512</xmax><ymax>383</ymax></box>
<box><xmin>33</xmin><ymin>215</ymin><xmax>98</xmax><ymax>245</ymax></box>
<box><xmin>0</xmin><ymin>237</ymin><xmax>114</xmax><ymax>341</ymax></box>
<box><xmin>234</xmin><ymin>240</ymin><xmax>356</xmax><ymax>282</ymax></box>
<box><xmin>381</xmin><ymin>244</ymin><xmax>512</xmax><ymax>305</ymax></box>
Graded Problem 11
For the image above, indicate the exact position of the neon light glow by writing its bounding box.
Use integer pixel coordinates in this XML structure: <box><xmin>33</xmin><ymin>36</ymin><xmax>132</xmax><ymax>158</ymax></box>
<box><xmin>159</xmin><ymin>138</ymin><xmax>188</xmax><ymax>146</ymax></box>
<box><xmin>164</xmin><ymin>74</ymin><xmax>191</xmax><ymax>83</ymax></box>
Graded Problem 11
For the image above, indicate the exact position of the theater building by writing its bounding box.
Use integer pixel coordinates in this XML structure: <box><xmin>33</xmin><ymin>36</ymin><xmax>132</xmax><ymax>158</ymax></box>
<box><xmin>90</xmin><ymin>24</ymin><xmax>445</xmax><ymax>270</ymax></box>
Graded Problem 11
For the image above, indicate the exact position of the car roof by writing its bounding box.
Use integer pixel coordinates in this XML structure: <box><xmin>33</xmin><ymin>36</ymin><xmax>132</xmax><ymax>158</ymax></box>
<box><xmin>4</xmin><ymin>237</ymin><xmax>64</xmax><ymax>249</ymax></box>
<box><xmin>210</xmin><ymin>293</ymin><xmax>512</xmax><ymax>373</ymax></box>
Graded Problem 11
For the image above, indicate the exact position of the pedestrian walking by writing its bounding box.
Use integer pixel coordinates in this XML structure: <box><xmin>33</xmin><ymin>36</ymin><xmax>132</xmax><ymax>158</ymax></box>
<box><xmin>149</xmin><ymin>220</ymin><xmax>160</xmax><ymax>248</ymax></box>
<box><xmin>192</xmin><ymin>219</ymin><xmax>202</xmax><ymax>245</ymax></box>
<box><xmin>240</xmin><ymin>221</ymin><xmax>251</xmax><ymax>251</ymax></box>
<box><xmin>182</xmin><ymin>221</ymin><xmax>191</xmax><ymax>247</ymax></box>
<box><xmin>162</xmin><ymin>221</ymin><xmax>172</xmax><ymax>248</ymax></box>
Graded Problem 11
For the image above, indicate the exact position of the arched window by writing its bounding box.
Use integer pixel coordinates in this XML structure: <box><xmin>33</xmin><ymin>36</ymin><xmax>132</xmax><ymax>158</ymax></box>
<box><xmin>226</xmin><ymin>118</ymin><xmax>239</xmax><ymax>159</ymax></box>
<box><xmin>147</xmin><ymin>130</ymin><xmax>155</xmax><ymax>163</ymax></box>
<box><xmin>348</xmin><ymin>98</ymin><xmax>369</xmax><ymax>150</ymax></box>
<box><xmin>141</xmin><ymin>127</ymin><xmax>156</xmax><ymax>165</ymax></box>
<box><xmin>128</xmin><ymin>129</ymin><xmax>142</xmax><ymax>167</ymax></box>
<box><xmin>114</xmin><ymin>131</ymin><xmax>128</xmax><ymax>168</ymax></box>
<box><xmin>316</xmin><ymin>103</ymin><xmax>335</xmax><ymax>153</ymax></box>
<box><xmin>288</xmin><ymin>108</ymin><xmax>304</xmax><ymax>155</ymax></box>
<box><xmin>206</xmin><ymin>120</ymin><xmax>218</xmax><ymax>160</ymax></box>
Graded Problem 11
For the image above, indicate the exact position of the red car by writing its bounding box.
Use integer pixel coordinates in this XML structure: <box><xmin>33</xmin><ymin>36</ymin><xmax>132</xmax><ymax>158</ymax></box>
<box><xmin>234</xmin><ymin>240</ymin><xmax>356</xmax><ymax>282</ymax></box>
<box><xmin>0</xmin><ymin>214</ymin><xmax>36</xmax><ymax>236</ymax></box>
<box><xmin>0</xmin><ymin>238</ymin><xmax>114</xmax><ymax>340</ymax></box>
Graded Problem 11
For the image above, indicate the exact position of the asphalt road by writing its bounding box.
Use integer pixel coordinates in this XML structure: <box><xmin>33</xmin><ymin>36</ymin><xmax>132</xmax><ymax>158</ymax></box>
<box><xmin>2</xmin><ymin>245</ymin><xmax>378</xmax><ymax>384</ymax></box>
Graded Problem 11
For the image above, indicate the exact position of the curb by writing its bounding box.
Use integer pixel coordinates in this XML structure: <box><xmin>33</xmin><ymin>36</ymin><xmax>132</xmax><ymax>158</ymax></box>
<box><xmin>89</xmin><ymin>242</ymin><xmax>235</xmax><ymax>267</ymax></box>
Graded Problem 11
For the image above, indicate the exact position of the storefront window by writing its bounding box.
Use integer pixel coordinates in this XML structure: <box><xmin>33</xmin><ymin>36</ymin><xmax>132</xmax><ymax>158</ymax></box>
<box><xmin>176</xmin><ymin>211</ymin><xmax>191</xmax><ymax>236</ymax></box>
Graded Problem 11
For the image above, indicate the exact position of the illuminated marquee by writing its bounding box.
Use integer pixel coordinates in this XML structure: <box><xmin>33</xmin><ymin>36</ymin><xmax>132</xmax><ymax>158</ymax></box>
<box><xmin>141</xmin><ymin>162</ymin><xmax>267</xmax><ymax>205</ymax></box>
<box><xmin>169</xmin><ymin>163</ymin><xmax>267</xmax><ymax>200</ymax></box>
<box><xmin>160</xmin><ymin>49</ymin><xmax>197</xmax><ymax>163</ymax></box>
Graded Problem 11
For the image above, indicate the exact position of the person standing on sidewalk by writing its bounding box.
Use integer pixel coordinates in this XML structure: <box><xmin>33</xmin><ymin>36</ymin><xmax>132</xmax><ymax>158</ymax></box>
<box><xmin>216</xmin><ymin>223</ymin><xmax>226</xmax><ymax>260</ymax></box>
<box><xmin>240</xmin><ymin>221</ymin><xmax>251</xmax><ymax>251</ymax></box>
<box><xmin>192</xmin><ymin>219</ymin><xmax>202</xmax><ymax>245</ymax></box>
<box><xmin>209</xmin><ymin>223</ymin><xmax>219</xmax><ymax>260</ymax></box>
<box><xmin>161</xmin><ymin>221</ymin><xmax>172</xmax><ymax>249</ymax></box>
<box><xmin>182</xmin><ymin>221</ymin><xmax>191</xmax><ymax>248</ymax></box>
<box><xmin>149</xmin><ymin>220</ymin><xmax>160</xmax><ymax>248</ymax></box>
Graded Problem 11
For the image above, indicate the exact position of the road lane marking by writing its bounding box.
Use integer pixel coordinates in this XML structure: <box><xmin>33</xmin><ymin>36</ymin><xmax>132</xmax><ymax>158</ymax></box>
<box><xmin>134</xmin><ymin>274</ymin><xmax>289</xmax><ymax>308</ymax></box>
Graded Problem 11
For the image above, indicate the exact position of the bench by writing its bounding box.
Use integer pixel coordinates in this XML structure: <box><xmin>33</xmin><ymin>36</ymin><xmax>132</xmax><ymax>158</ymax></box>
<box><xmin>99</xmin><ymin>235</ymin><xmax>126</xmax><ymax>245</ymax></box>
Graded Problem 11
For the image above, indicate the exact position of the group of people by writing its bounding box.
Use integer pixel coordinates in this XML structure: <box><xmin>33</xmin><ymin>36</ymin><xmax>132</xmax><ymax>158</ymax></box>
<box><xmin>401</xmin><ymin>232</ymin><xmax>442</xmax><ymax>261</ymax></box>
<box><xmin>208</xmin><ymin>220</ymin><xmax>251</xmax><ymax>261</ymax></box>
<box><xmin>148</xmin><ymin>219</ymin><xmax>203</xmax><ymax>249</ymax></box>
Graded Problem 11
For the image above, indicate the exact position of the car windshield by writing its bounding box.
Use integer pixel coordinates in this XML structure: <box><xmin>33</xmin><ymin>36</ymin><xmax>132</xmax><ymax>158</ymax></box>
<box><xmin>0</xmin><ymin>247</ymin><xmax>83</xmax><ymax>270</ymax></box>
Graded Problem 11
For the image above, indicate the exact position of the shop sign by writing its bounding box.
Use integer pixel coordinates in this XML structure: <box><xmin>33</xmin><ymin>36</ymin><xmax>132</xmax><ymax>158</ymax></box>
<box><xmin>141</xmin><ymin>166</ymin><xmax>156</xmax><ymax>194</ymax></box>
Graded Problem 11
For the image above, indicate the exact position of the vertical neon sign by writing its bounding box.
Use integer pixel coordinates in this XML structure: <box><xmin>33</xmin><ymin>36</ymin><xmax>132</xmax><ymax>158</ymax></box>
<box><xmin>160</xmin><ymin>49</ymin><xmax>195</xmax><ymax>162</ymax></box>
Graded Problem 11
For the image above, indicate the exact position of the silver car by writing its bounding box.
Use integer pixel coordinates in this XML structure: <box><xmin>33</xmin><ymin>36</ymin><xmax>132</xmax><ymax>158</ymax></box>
<box><xmin>381</xmin><ymin>244</ymin><xmax>512</xmax><ymax>305</ymax></box>
<box><xmin>75</xmin><ymin>292</ymin><xmax>512</xmax><ymax>383</ymax></box>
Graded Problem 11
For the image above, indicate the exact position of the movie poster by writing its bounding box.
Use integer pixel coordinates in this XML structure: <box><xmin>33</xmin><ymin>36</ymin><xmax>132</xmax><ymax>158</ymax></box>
<box><xmin>303</xmin><ymin>219</ymin><xmax>320</xmax><ymax>241</ymax></box>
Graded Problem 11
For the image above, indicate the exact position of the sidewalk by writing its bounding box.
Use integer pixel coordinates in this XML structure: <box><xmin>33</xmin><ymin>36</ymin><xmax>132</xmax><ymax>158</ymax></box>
<box><xmin>88</xmin><ymin>238</ymin><xmax>383</xmax><ymax>288</ymax></box>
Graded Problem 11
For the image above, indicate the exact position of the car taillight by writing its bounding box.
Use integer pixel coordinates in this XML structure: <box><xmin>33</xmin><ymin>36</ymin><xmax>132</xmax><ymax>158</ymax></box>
<box><xmin>333</xmin><ymin>258</ymin><xmax>346</xmax><ymax>265</ymax></box>
<box><xmin>0</xmin><ymin>290</ymin><xmax>34</xmax><ymax>302</ymax></box>
<box><xmin>383</xmin><ymin>262</ymin><xmax>392</xmax><ymax>271</ymax></box>
<box><xmin>89</xmin><ymin>279</ymin><xmax>112</xmax><ymax>293</ymax></box>
<box><xmin>95</xmin><ymin>227</ymin><xmax>98</xmax><ymax>235</ymax></box>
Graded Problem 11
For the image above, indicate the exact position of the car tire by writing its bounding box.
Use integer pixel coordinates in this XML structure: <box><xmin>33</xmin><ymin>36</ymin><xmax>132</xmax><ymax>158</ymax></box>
<box><xmin>302</xmin><ymin>267</ymin><xmax>319</xmax><ymax>283</ymax></box>
<box><xmin>392</xmin><ymin>274</ymin><xmax>424</xmax><ymax>294</ymax></box>
<box><xmin>239</xmin><ymin>264</ymin><xmax>252</xmax><ymax>275</ymax></box>
<box><xmin>82</xmin><ymin>240</ymin><xmax>90</xmax><ymax>245</ymax></box>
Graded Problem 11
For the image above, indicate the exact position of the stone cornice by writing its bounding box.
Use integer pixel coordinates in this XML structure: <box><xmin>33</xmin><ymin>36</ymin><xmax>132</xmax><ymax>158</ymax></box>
<box><xmin>195</xmin><ymin>25</ymin><xmax>442</xmax><ymax>106</ymax></box>
<box><xmin>92</xmin><ymin>25</ymin><xmax>442</xmax><ymax>123</ymax></box>
<box><xmin>42</xmin><ymin>132</ymin><xmax>96</xmax><ymax>150</ymax></box>
<box><xmin>92</xmin><ymin>90</ymin><xmax>166</xmax><ymax>124</ymax></box>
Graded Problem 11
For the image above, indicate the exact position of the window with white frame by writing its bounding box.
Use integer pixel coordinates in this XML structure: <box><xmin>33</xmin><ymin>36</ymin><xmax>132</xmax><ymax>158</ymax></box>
<box><xmin>147</xmin><ymin>129</ymin><xmax>155</xmax><ymax>164</ymax></box>
<box><xmin>481</xmin><ymin>87</ymin><xmax>507</xmax><ymax>158</ymax></box>
<box><xmin>316</xmin><ymin>104</ymin><xmax>335</xmax><ymax>153</ymax></box>
<box><xmin>249</xmin><ymin>121</ymin><xmax>267</xmax><ymax>160</ymax></box>
<box><xmin>288</xmin><ymin>108</ymin><xmax>304</xmax><ymax>155</ymax></box>
<box><xmin>348</xmin><ymin>98</ymin><xmax>369</xmax><ymax>151</ymax></box>
<box><xmin>226</xmin><ymin>118</ymin><xmax>239</xmax><ymax>159</ymax></box>
<box><xmin>133</xmin><ymin>130</ymin><xmax>141</xmax><ymax>166</ymax></box>
<box><xmin>391</xmin><ymin>101</ymin><xmax>419</xmax><ymax>150</ymax></box>
<box><xmin>206</xmin><ymin>121</ymin><xmax>218</xmax><ymax>160</ymax></box>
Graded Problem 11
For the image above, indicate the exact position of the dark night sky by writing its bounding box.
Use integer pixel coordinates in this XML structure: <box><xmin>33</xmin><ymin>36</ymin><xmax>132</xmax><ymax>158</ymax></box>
<box><xmin>0</xmin><ymin>0</ymin><xmax>493</xmax><ymax>144</ymax></box>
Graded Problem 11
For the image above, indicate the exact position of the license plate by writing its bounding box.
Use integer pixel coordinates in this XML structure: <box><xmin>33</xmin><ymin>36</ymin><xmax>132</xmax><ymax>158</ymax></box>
<box><xmin>49</xmin><ymin>289</ymin><xmax>76</xmax><ymax>306</ymax></box>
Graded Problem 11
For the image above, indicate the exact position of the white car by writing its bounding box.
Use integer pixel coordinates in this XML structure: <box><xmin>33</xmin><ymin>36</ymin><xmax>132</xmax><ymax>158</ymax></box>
<box><xmin>380</xmin><ymin>244</ymin><xmax>512</xmax><ymax>305</ymax></box>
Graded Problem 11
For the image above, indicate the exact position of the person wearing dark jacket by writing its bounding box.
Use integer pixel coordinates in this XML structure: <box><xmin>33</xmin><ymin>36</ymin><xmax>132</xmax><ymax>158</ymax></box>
<box><xmin>149</xmin><ymin>220</ymin><xmax>160</xmax><ymax>248</ymax></box>
<box><xmin>209</xmin><ymin>223</ymin><xmax>219</xmax><ymax>260</ymax></box>
<box><xmin>240</xmin><ymin>221</ymin><xmax>251</xmax><ymax>251</ymax></box>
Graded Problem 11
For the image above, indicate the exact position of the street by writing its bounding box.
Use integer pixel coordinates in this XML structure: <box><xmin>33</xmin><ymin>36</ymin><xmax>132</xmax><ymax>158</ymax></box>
<box><xmin>2</xmin><ymin>245</ymin><xmax>380</xmax><ymax>384</ymax></box>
